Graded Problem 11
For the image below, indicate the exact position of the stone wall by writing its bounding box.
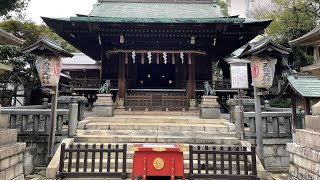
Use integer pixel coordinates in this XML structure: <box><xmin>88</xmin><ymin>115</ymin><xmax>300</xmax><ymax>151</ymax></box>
<box><xmin>287</xmin><ymin>101</ymin><xmax>320</xmax><ymax>180</ymax></box>
<box><xmin>18</xmin><ymin>135</ymin><xmax>67</xmax><ymax>167</ymax></box>
<box><xmin>0</xmin><ymin>105</ymin><xmax>26</xmax><ymax>180</ymax></box>
<box><xmin>247</xmin><ymin>138</ymin><xmax>292</xmax><ymax>172</ymax></box>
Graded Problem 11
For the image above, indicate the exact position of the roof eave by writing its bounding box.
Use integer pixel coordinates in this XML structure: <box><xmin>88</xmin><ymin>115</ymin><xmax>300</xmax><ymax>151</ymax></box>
<box><xmin>0</xmin><ymin>28</ymin><xmax>26</xmax><ymax>46</ymax></box>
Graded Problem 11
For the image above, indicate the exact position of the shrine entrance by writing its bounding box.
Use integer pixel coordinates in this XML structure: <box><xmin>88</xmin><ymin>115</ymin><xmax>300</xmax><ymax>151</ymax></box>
<box><xmin>136</xmin><ymin>64</ymin><xmax>176</xmax><ymax>89</ymax></box>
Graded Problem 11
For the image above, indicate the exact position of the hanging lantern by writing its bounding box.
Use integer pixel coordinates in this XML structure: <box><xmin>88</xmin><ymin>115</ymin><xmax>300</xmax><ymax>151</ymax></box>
<box><xmin>250</xmin><ymin>56</ymin><xmax>277</xmax><ymax>89</ymax></box>
<box><xmin>35</xmin><ymin>56</ymin><xmax>62</xmax><ymax>87</ymax></box>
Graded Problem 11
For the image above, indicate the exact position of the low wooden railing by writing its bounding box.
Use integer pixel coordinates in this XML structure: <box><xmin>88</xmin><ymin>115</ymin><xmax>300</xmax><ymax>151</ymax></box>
<box><xmin>244</xmin><ymin>112</ymin><xmax>293</xmax><ymax>138</ymax></box>
<box><xmin>57</xmin><ymin>143</ymin><xmax>127</xmax><ymax>179</ymax></box>
<box><xmin>189</xmin><ymin>145</ymin><xmax>258</xmax><ymax>180</ymax></box>
<box><xmin>1</xmin><ymin>109</ymin><xmax>69</xmax><ymax>135</ymax></box>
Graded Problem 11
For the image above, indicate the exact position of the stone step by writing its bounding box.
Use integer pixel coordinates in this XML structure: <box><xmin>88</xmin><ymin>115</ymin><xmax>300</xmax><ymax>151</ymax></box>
<box><xmin>63</xmin><ymin>159</ymin><xmax>249</xmax><ymax>171</ymax></box>
<box><xmin>0</xmin><ymin>129</ymin><xmax>17</xmax><ymax>146</ymax></box>
<box><xmin>75</xmin><ymin>130</ymin><xmax>239</xmax><ymax>145</ymax></box>
<box><xmin>84</xmin><ymin>116</ymin><xmax>228</xmax><ymax>125</ymax></box>
<box><xmin>85</xmin><ymin>122</ymin><xmax>229</xmax><ymax>132</ymax></box>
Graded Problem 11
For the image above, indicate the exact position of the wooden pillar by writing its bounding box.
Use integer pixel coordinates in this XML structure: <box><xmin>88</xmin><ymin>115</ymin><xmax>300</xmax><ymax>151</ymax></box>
<box><xmin>188</xmin><ymin>53</ymin><xmax>196</xmax><ymax>108</ymax></box>
<box><xmin>291</xmin><ymin>92</ymin><xmax>297</xmax><ymax>133</ymax></box>
<box><xmin>118</xmin><ymin>54</ymin><xmax>126</xmax><ymax>108</ymax></box>
<box><xmin>305</xmin><ymin>97</ymin><xmax>311</xmax><ymax>115</ymax></box>
<box><xmin>100</xmin><ymin>42</ymin><xmax>105</xmax><ymax>80</ymax></box>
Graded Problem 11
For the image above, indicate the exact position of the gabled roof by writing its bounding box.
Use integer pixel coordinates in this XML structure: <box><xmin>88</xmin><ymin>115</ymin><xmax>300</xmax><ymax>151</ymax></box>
<box><xmin>0</xmin><ymin>28</ymin><xmax>25</xmax><ymax>46</ymax></box>
<box><xmin>289</xmin><ymin>25</ymin><xmax>320</xmax><ymax>47</ymax></box>
<box><xmin>279</xmin><ymin>75</ymin><xmax>320</xmax><ymax>98</ymax></box>
<box><xmin>239</xmin><ymin>37</ymin><xmax>290</xmax><ymax>58</ymax></box>
<box><xmin>23</xmin><ymin>36</ymin><xmax>73</xmax><ymax>57</ymax></box>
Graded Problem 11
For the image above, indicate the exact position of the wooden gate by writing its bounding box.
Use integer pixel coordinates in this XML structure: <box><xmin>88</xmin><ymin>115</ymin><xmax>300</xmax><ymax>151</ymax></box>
<box><xmin>126</xmin><ymin>91</ymin><xmax>188</xmax><ymax>111</ymax></box>
<box><xmin>189</xmin><ymin>145</ymin><xmax>259</xmax><ymax>180</ymax></box>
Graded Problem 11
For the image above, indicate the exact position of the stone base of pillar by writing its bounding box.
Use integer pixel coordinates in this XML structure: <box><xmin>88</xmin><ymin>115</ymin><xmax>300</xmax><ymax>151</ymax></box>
<box><xmin>117</xmin><ymin>98</ymin><xmax>125</xmax><ymax>109</ymax></box>
<box><xmin>93</xmin><ymin>94</ymin><xmax>114</xmax><ymax>117</ymax></box>
<box><xmin>189</xmin><ymin>99</ymin><xmax>197</xmax><ymax>110</ymax></box>
<box><xmin>200</xmin><ymin>96</ymin><xmax>221</xmax><ymax>119</ymax></box>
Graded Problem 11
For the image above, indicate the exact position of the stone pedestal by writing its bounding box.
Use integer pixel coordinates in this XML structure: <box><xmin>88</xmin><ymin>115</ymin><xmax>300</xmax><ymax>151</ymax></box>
<box><xmin>117</xmin><ymin>98</ymin><xmax>125</xmax><ymax>109</ymax></box>
<box><xmin>94</xmin><ymin>94</ymin><xmax>114</xmax><ymax>117</ymax></box>
<box><xmin>287</xmin><ymin>101</ymin><xmax>320</xmax><ymax>180</ymax></box>
<box><xmin>200</xmin><ymin>96</ymin><xmax>221</xmax><ymax>119</ymax></box>
<box><xmin>189</xmin><ymin>99</ymin><xmax>197</xmax><ymax>110</ymax></box>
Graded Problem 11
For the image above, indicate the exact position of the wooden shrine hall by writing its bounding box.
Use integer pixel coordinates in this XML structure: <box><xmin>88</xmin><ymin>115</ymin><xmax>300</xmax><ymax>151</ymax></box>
<box><xmin>43</xmin><ymin>0</ymin><xmax>272</xmax><ymax>111</ymax></box>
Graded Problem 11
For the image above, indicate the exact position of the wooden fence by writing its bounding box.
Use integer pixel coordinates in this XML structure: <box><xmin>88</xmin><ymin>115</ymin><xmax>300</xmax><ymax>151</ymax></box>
<box><xmin>1</xmin><ymin>109</ymin><xmax>69</xmax><ymax>135</ymax></box>
<box><xmin>189</xmin><ymin>145</ymin><xmax>258</xmax><ymax>180</ymax></box>
<box><xmin>57</xmin><ymin>143</ymin><xmax>127</xmax><ymax>179</ymax></box>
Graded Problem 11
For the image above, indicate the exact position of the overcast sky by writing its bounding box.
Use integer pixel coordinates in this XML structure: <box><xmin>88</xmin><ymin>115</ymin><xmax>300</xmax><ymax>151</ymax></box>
<box><xmin>26</xmin><ymin>0</ymin><xmax>97</xmax><ymax>24</ymax></box>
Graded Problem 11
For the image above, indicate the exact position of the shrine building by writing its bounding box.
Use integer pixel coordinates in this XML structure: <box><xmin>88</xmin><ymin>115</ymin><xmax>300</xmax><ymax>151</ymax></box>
<box><xmin>43</xmin><ymin>0</ymin><xmax>272</xmax><ymax>111</ymax></box>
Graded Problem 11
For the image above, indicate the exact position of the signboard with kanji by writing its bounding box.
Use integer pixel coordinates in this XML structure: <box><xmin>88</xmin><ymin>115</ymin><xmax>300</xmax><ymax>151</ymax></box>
<box><xmin>35</xmin><ymin>56</ymin><xmax>62</xmax><ymax>87</ymax></box>
<box><xmin>231</xmin><ymin>63</ymin><xmax>249</xmax><ymax>89</ymax></box>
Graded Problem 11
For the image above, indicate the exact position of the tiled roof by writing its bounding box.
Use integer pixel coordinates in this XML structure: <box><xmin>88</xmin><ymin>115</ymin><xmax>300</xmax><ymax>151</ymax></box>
<box><xmin>62</xmin><ymin>53</ymin><xmax>100</xmax><ymax>70</ymax></box>
<box><xmin>62</xmin><ymin>53</ymin><xmax>97</xmax><ymax>65</ymax></box>
<box><xmin>239</xmin><ymin>37</ymin><xmax>290</xmax><ymax>58</ymax></box>
<box><xmin>289</xmin><ymin>25</ymin><xmax>320</xmax><ymax>46</ymax></box>
<box><xmin>89</xmin><ymin>2</ymin><xmax>223</xmax><ymax>19</ymax></box>
<box><xmin>286</xmin><ymin>76</ymin><xmax>320</xmax><ymax>98</ymax></box>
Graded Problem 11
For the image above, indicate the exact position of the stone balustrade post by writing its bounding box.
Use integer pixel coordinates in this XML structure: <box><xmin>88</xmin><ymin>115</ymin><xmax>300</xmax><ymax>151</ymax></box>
<box><xmin>68</xmin><ymin>96</ymin><xmax>78</xmax><ymax>137</ymax></box>
<box><xmin>263</xmin><ymin>100</ymin><xmax>270</xmax><ymax>111</ymax></box>
<box><xmin>42</xmin><ymin>98</ymin><xmax>49</xmax><ymax>109</ymax></box>
<box><xmin>235</xmin><ymin>105</ymin><xmax>244</xmax><ymax>139</ymax></box>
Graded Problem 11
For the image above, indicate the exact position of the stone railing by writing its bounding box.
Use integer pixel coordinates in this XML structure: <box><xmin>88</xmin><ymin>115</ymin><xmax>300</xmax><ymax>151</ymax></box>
<box><xmin>2</xmin><ymin>98</ymin><xmax>51</xmax><ymax>110</ymax></box>
<box><xmin>1</xmin><ymin>109</ymin><xmax>69</xmax><ymax>135</ymax></box>
<box><xmin>243</xmin><ymin>112</ymin><xmax>293</xmax><ymax>138</ymax></box>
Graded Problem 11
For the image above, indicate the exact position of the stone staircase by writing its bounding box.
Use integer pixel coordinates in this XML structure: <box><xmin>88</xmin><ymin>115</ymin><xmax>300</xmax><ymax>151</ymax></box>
<box><xmin>63</xmin><ymin>115</ymin><xmax>247</xmax><ymax>179</ymax></box>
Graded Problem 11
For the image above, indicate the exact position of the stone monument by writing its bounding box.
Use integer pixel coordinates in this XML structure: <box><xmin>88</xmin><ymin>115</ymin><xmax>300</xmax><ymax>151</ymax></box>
<box><xmin>287</xmin><ymin>102</ymin><xmax>320</xmax><ymax>180</ymax></box>
<box><xmin>94</xmin><ymin>80</ymin><xmax>114</xmax><ymax>117</ymax></box>
<box><xmin>200</xmin><ymin>81</ymin><xmax>221</xmax><ymax>119</ymax></box>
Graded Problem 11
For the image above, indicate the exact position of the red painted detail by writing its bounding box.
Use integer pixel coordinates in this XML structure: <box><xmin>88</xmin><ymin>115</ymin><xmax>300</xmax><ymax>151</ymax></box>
<box><xmin>54</xmin><ymin>63</ymin><xmax>61</xmax><ymax>78</ymax></box>
<box><xmin>252</xmin><ymin>64</ymin><xmax>259</xmax><ymax>79</ymax></box>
